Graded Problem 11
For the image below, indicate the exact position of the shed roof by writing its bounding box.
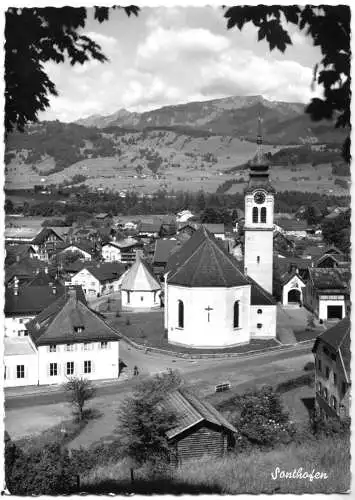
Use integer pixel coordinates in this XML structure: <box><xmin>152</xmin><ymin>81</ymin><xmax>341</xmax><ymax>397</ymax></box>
<box><xmin>27</xmin><ymin>291</ymin><xmax>120</xmax><ymax>346</ymax></box>
<box><xmin>166</xmin><ymin>227</ymin><xmax>249</xmax><ymax>288</ymax></box>
<box><xmin>165</xmin><ymin>389</ymin><xmax>237</xmax><ymax>439</ymax></box>
<box><xmin>121</xmin><ymin>255</ymin><xmax>161</xmax><ymax>291</ymax></box>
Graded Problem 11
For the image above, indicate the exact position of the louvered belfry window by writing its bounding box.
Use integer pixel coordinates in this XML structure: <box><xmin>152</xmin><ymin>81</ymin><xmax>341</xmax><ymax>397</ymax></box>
<box><xmin>252</xmin><ymin>207</ymin><xmax>258</xmax><ymax>223</ymax></box>
<box><xmin>178</xmin><ymin>300</ymin><xmax>184</xmax><ymax>328</ymax></box>
<box><xmin>260</xmin><ymin>207</ymin><xmax>267</xmax><ymax>223</ymax></box>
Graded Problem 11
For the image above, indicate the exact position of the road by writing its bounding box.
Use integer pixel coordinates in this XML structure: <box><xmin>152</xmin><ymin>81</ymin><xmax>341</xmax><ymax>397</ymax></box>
<box><xmin>5</xmin><ymin>340</ymin><xmax>314</xmax><ymax>410</ymax></box>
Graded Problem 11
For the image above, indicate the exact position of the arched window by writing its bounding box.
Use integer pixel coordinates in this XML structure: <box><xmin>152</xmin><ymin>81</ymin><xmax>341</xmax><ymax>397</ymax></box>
<box><xmin>233</xmin><ymin>301</ymin><xmax>239</xmax><ymax>328</ymax></box>
<box><xmin>252</xmin><ymin>207</ymin><xmax>258</xmax><ymax>223</ymax></box>
<box><xmin>178</xmin><ymin>300</ymin><xmax>184</xmax><ymax>328</ymax></box>
<box><xmin>260</xmin><ymin>207</ymin><xmax>267</xmax><ymax>223</ymax></box>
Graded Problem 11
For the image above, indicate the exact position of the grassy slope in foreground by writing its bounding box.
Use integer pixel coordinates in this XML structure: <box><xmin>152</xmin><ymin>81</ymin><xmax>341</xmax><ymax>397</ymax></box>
<box><xmin>81</xmin><ymin>435</ymin><xmax>350</xmax><ymax>494</ymax></box>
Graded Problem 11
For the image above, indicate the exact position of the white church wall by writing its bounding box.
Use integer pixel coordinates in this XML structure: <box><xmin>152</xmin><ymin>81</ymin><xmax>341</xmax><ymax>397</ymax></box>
<box><xmin>37</xmin><ymin>341</ymin><xmax>119</xmax><ymax>385</ymax></box>
<box><xmin>122</xmin><ymin>289</ymin><xmax>160</xmax><ymax>309</ymax></box>
<box><xmin>282</xmin><ymin>276</ymin><xmax>305</xmax><ymax>306</ymax></box>
<box><xmin>167</xmin><ymin>284</ymin><xmax>251</xmax><ymax>348</ymax></box>
<box><xmin>250</xmin><ymin>305</ymin><xmax>276</xmax><ymax>338</ymax></box>
<box><xmin>244</xmin><ymin>229</ymin><xmax>273</xmax><ymax>294</ymax></box>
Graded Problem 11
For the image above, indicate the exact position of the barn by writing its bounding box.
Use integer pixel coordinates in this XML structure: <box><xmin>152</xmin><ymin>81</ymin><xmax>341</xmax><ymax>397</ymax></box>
<box><xmin>165</xmin><ymin>389</ymin><xmax>237</xmax><ymax>466</ymax></box>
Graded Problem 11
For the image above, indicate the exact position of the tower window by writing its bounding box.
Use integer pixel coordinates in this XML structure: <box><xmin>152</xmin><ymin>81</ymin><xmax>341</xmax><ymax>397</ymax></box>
<box><xmin>257</xmin><ymin>256</ymin><xmax>260</xmax><ymax>264</ymax></box>
<box><xmin>252</xmin><ymin>207</ymin><xmax>258</xmax><ymax>223</ymax></box>
<box><xmin>233</xmin><ymin>301</ymin><xmax>239</xmax><ymax>328</ymax></box>
<box><xmin>178</xmin><ymin>300</ymin><xmax>184</xmax><ymax>328</ymax></box>
<box><xmin>257</xmin><ymin>309</ymin><xmax>262</xmax><ymax>314</ymax></box>
<box><xmin>257</xmin><ymin>323</ymin><xmax>263</xmax><ymax>329</ymax></box>
<box><xmin>260</xmin><ymin>207</ymin><xmax>267</xmax><ymax>223</ymax></box>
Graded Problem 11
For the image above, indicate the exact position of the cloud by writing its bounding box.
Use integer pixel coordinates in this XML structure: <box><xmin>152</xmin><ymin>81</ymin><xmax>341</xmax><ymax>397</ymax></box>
<box><xmin>85</xmin><ymin>31</ymin><xmax>118</xmax><ymax>53</ymax></box>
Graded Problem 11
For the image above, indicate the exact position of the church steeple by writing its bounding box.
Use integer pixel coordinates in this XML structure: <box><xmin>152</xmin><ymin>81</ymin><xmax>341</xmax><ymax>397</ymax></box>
<box><xmin>256</xmin><ymin>114</ymin><xmax>263</xmax><ymax>164</ymax></box>
<box><xmin>245</xmin><ymin>115</ymin><xmax>273</xmax><ymax>193</ymax></box>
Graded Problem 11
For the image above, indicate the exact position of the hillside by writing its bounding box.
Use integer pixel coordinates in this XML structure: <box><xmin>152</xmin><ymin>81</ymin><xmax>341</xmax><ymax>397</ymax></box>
<box><xmin>75</xmin><ymin>95</ymin><xmax>345</xmax><ymax>146</ymax></box>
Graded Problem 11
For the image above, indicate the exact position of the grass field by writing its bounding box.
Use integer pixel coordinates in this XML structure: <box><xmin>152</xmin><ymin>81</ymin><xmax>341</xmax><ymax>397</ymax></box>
<box><xmin>109</xmin><ymin>311</ymin><xmax>279</xmax><ymax>354</ymax></box>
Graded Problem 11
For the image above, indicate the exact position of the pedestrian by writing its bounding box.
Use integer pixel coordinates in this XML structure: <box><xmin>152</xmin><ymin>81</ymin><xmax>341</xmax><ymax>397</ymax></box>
<box><xmin>133</xmin><ymin>365</ymin><xmax>139</xmax><ymax>376</ymax></box>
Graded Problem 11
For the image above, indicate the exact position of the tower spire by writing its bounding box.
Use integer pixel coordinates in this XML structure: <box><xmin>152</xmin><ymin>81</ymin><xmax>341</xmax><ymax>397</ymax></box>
<box><xmin>256</xmin><ymin>113</ymin><xmax>263</xmax><ymax>164</ymax></box>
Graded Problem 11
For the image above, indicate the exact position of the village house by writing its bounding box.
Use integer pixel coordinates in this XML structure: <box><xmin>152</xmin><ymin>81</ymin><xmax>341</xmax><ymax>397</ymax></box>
<box><xmin>54</xmin><ymin>241</ymin><xmax>95</xmax><ymax>262</ymax></box>
<box><xmin>137</xmin><ymin>221</ymin><xmax>162</xmax><ymax>239</ymax></box>
<box><xmin>5</xmin><ymin>227</ymin><xmax>39</xmax><ymax>245</ymax></box>
<box><xmin>121</xmin><ymin>255</ymin><xmax>162</xmax><ymax>310</ymax></box>
<box><xmin>152</xmin><ymin>239</ymin><xmax>180</xmax><ymax>277</ymax></box>
<box><xmin>280</xmin><ymin>270</ymin><xmax>306</xmax><ymax>307</ymax></box>
<box><xmin>71</xmin><ymin>262</ymin><xmax>126</xmax><ymax>297</ymax></box>
<box><xmin>176</xmin><ymin>222</ymin><xmax>226</xmax><ymax>242</ymax></box>
<box><xmin>315</xmin><ymin>247</ymin><xmax>349</xmax><ymax>268</ymax></box>
<box><xmin>165</xmin><ymin>388</ymin><xmax>237</xmax><ymax>465</ymax></box>
<box><xmin>176</xmin><ymin>210</ymin><xmax>194</xmax><ymax>223</ymax></box>
<box><xmin>101</xmin><ymin>238</ymin><xmax>143</xmax><ymax>265</ymax></box>
<box><xmin>5</xmin><ymin>259</ymin><xmax>57</xmax><ymax>288</ymax></box>
<box><xmin>303</xmin><ymin>266</ymin><xmax>350</xmax><ymax>322</ymax></box>
<box><xmin>274</xmin><ymin>219</ymin><xmax>308</xmax><ymax>238</ymax></box>
<box><xmin>312</xmin><ymin>317</ymin><xmax>351</xmax><ymax>421</ymax></box>
<box><xmin>31</xmin><ymin>227</ymin><xmax>65</xmax><ymax>261</ymax></box>
<box><xmin>4</xmin><ymin>280</ymin><xmax>85</xmax><ymax>337</ymax></box>
<box><xmin>4</xmin><ymin>289</ymin><xmax>121</xmax><ymax>387</ymax></box>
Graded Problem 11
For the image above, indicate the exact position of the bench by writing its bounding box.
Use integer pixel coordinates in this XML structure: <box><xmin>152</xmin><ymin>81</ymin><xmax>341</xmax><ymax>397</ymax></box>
<box><xmin>215</xmin><ymin>382</ymin><xmax>231</xmax><ymax>393</ymax></box>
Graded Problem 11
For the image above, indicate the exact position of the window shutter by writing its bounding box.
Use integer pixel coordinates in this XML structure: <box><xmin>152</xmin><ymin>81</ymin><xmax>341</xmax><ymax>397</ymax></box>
<box><xmin>24</xmin><ymin>365</ymin><xmax>28</xmax><ymax>379</ymax></box>
<box><xmin>57</xmin><ymin>363</ymin><xmax>61</xmax><ymax>375</ymax></box>
<box><xmin>91</xmin><ymin>361</ymin><xmax>95</xmax><ymax>373</ymax></box>
<box><xmin>47</xmin><ymin>364</ymin><xmax>50</xmax><ymax>377</ymax></box>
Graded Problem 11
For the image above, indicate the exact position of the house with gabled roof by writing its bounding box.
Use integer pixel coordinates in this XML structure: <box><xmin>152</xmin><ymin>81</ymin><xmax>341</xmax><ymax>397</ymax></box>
<box><xmin>164</xmin><ymin>227</ymin><xmax>276</xmax><ymax>348</ymax></box>
<box><xmin>121</xmin><ymin>255</ymin><xmax>161</xmax><ymax>310</ymax></box>
<box><xmin>5</xmin><ymin>289</ymin><xmax>121</xmax><ymax>386</ymax></box>
<box><xmin>71</xmin><ymin>262</ymin><xmax>126</xmax><ymax>297</ymax></box>
<box><xmin>164</xmin><ymin>388</ymin><xmax>237</xmax><ymax>465</ymax></box>
<box><xmin>101</xmin><ymin>238</ymin><xmax>142</xmax><ymax>264</ymax></box>
<box><xmin>303</xmin><ymin>266</ymin><xmax>351</xmax><ymax>322</ymax></box>
<box><xmin>312</xmin><ymin>317</ymin><xmax>351</xmax><ymax>421</ymax></box>
<box><xmin>31</xmin><ymin>227</ymin><xmax>64</xmax><ymax>260</ymax></box>
<box><xmin>4</xmin><ymin>282</ymin><xmax>85</xmax><ymax>338</ymax></box>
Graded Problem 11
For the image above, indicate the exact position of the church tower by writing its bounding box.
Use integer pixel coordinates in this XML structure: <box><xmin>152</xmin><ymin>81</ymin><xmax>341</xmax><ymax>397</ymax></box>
<box><xmin>243</xmin><ymin>116</ymin><xmax>275</xmax><ymax>294</ymax></box>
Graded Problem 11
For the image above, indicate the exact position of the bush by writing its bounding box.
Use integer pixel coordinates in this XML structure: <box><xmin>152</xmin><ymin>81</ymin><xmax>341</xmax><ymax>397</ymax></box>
<box><xmin>6</xmin><ymin>441</ymin><xmax>78</xmax><ymax>495</ymax></box>
<box><xmin>229</xmin><ymin>386</ymin><xmax>296</xmax><ymax>450</ymax></box>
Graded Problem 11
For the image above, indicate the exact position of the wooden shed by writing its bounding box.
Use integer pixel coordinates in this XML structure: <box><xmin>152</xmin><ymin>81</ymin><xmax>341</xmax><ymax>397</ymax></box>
<box><xmin>165</xmin><ymin>389</ymin><xmax>237</xmax><ymax>466</ymax></box>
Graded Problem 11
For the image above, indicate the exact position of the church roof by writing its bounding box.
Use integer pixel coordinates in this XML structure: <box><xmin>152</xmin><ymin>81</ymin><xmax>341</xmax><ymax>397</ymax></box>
<box><xmin>166</xmin><ymin>227</ymin><xmax>250</xmax><ymax>288</ymax></box>
<box><xmin>121</xmin><ymin>255</ymin><xmax>161</xmax><ymax>291</ymax></box>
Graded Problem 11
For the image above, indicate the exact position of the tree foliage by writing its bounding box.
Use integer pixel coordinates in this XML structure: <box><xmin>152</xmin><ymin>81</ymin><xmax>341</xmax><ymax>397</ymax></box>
<box><xmin>321</xmin><ymin>209</ymin><xmax>351</xmax><ymax>254</ymax></box>
<box><xmin>5</xmin><ymin>436</ymin><xmax>77</xmax><ymax>495</ymax></box>
<box><xmin>64</xmin><ymin>376</ymin><xmax>96</xmax><ymax>421</ymax></box>
<box><xmin>228</xmin><ymin>385</ymin><xmax>296</xmax><ymax>449</ymax></box>
<box><xmin>224</xmin><ymin>5</ymin><xmax>351</xmax><ymax>162</ymax></box>
<box><xmin>116</xmin><ymin>371</ymin><xmax>182</xmax><ymax>467</ymax></box>
<box><xmin>5</xmin><ymin>6</ymin><xmax>139</xmax><ymax>134</ymax></box>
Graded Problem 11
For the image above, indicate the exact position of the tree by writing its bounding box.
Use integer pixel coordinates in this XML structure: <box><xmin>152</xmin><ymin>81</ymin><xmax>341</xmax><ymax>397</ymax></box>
<box><xmin>224</xmin><ymin>5</ymin><xmax>351</xmax><ymax>163</ymax></box>
<box><xmin>5</xmin><ymin>6</ymin><xmax>139</xmax><ymax>134</ymax></box>
<box><xmin>63</xmin><ymin>377</ymin><xmax>96</xmax><ymax>421</ymax></box>
<box><xmin>321</xmin><ymin>209</ymin><xmax>350</xmax><ymax>254</ymax></box>
<box><xmin>116</xmin><ymin>371</ymin><xmax>182</xmax><ymax>468</ymax></box>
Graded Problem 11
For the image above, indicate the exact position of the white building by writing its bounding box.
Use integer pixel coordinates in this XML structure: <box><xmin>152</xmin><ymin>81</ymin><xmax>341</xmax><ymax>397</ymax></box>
<box><xmin>4</xmin><ymin>289</ymin><xmax>121</xmax><ymax>387</ymax></box>
<box><xmin>281</xmin><ymin>272</ymin><xmax>306</xmax><ymax>306</ymax></box>
<box><xmin>176</xmin><ymin>210</ymin><xmax>194</xmax><ymax>223</ymax></box>
<box><xmin>164</xmin><ymin>227</ymin><xmax>276</xmax><ymax>348</ymax></box>
<box><xmin>71</xmin><ymin>262</ymin><xmax>126</xmax><ymax>297</ymax></box>
<box><xmin>163</xmin><ymin>119</ymin><xmax>277</xmax><ymax>349</ymax></box>
<box><xmin>101</xmin><ymin>238</ymin><xmax>141</xmax><ymax>265</ymax></box>
<box><xmin>121</xmin><ymin>255</ymin><xmax>161</xmax><ymax>310</ymax></box>
<box><xmin>56</xmin><ymin>243</ymin><xmax>93</xmax><ymax>261</ymax></box>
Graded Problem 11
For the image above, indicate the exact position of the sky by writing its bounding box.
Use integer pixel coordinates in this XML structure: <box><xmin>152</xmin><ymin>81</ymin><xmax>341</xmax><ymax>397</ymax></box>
<box><xmin>39</xmin><ymin>6</ymin><xmax>324</xmax><ymax>123</ymax></box>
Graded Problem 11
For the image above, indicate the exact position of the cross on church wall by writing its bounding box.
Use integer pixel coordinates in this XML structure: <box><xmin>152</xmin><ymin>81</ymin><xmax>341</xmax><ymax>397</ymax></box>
<box><xmin>205</xmin><ymin>305</ymin><xmax>213</xmax><ymax>322</ymax></box>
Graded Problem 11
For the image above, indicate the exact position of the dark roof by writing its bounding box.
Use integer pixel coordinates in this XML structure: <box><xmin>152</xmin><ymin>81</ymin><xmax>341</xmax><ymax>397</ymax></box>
<box><xmin>27</xmin><ymin>291</ymin><xmax>120</xmax><ymax>346</ymax></box>
<box><xmin>139</xmin><ymin>221</ymin><xmax>162</xmax><ymax>233</ymax></box>
<box><xmin>32</xmin><ymin>227</ymin><xmax>63</xmax><ymax>245</ymax></box>
<box><xmin>153</xmin><ymin>239</ymin><xmax>179</xmax><ymax>264</ymax></box>
<box><xmin>275</xmin><ymin>219</ymin><xmax>308</xmax><ymax>231</ymax></box>
<box><xmin>25</xmin><ymin>270</ymin><xmax>61</xmax><ymax>287</ymax></box>
<box><xmin>312</xmin><ymin>318</ymin><xmax>350</xmax><ymax>376</ymax></box>
<box><xmin>165</xmin><ymin>389</ymin><xmax>237</xmax><ymax>439</ymax></box>
<box><xmin>309</xmin><ymin>267</ymin><xmax>350</xmax><ymax>292</ymax></box>
<box><xmin>302</xmin><ymin>245</ymin><xmax>327</xmax><ymax>260</ymax></box>
<box><xmin>5</xmin><ymin>284</ymin><xmax>86</xmax><ymax>316</ymax></box>
<box><xmin>79</xmin><ymin>262</ymin><xmax>126</xmax><ymax>282</ymax></box>
<box><xmin>202</xmin><ymin>223</ymin><xmax>225</xmax><ymax>234</ymax></box>
<box><xmin>279</xmin><ymin>270</ymin><xmax>306</xmax><ymax>287</ymax></box>
<box><xmin>5</xmin><ymin>259</ymin><xmax>56</xmax><ymax>285</ymax></box>
<box><xmin>166</xmin><ymin>227</ymin><xmax>249</xmax><ymax>288</ymax></box>
<box><xmin>5</xmin><ymin>243</ymin><xmax>36</xmax><ymax>261</ymax></box>
<box><xmin>59</xmin><ymin>240</ymin><xmax>95</xmax><ymax>255</ymax></box>
<box><xmin>249</xmin><ymin>277</ymin><xmax>277</xmax><ymax>305</ymax></box>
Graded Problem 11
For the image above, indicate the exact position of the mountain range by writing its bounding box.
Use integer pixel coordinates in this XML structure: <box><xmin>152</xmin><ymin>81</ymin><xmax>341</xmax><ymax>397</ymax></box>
<box><xmin>75</xmin><ymin>95</ymin><xmax>345</xmax><ymax>145</ymax></box>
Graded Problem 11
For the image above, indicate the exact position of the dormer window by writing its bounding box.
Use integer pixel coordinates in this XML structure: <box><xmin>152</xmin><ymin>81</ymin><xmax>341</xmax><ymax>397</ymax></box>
<box><xmin>74</xmin><ymin>326</ymin><xmax>84</xmax><ymax>334</ymax></box>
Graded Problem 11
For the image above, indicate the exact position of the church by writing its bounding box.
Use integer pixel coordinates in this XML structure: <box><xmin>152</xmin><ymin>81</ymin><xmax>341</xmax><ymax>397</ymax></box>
<box><xmin>164</xmin><ymin>119</ymin><xmax>277</xmax><ymax>348</ymax></box>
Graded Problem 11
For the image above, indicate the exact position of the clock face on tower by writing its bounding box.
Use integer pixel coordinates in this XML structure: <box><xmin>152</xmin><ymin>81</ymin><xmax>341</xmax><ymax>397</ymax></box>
<box><xmin>254</xmin><ymin>191</ymin><xmax>266</xmax><ymax>204</ymax></box>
